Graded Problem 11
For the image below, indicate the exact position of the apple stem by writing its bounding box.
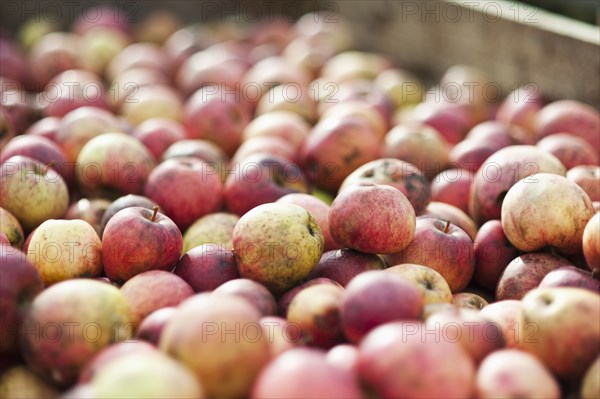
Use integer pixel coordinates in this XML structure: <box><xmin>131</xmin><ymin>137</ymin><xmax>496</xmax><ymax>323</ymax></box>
<box><xmin>443</xmin><ymin>220</ymin><xmax>450</xmax><ymax>233</ymax></box>
<box><xmin>150</xmin><ymin>206</ymin><xmax>159</xmax><ymax>222</ymax></box>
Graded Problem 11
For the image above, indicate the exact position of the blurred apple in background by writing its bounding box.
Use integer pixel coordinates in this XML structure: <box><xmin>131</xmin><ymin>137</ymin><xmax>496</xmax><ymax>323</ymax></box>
<box><xmin>496</xmin><ymin>85</ymin><xmax>543</xmax><ymax>133</ymax></box>
<box><xmin>131</xmin><ymin>118</ymin><xmax>187</xmax><ymax>160</ymax></box>
<box><xmin>28</xmin><ymin>32</ymin><xmax>80</xmax><ymax>88</ymax></box>
<box><xmin>0</xmin><ymin>207</ymin><xmax>24</xmax><ymax>248</ymax></box>
<box><xmin>136</xmin><ymin>307</ymin><xmax>176</xmax><ymax>346</ymax></box>
<box><xmin>430</xmin><ymin>169</ymin><xmax>473</xmax><ymax>214</ymax></box>
<box><xmin>213</xmin><ymin>278</ymin><xmax>277</xmax><ymax>317</ymax></box>
<box><xmin>581</xmin><ymin>357</ymin><xmax>600</xmax><ymax>399</ymax></box>
<box><xmin>120</xmin><ymin>84</ymin><xmax>183</xmax><ymax>126</ymax></box>
<box><xmin>537</xmin><ymin>133</ymin><xmax>599</xmax><ymax>169</ymax></box>
<box><xmin>479</xmin><ymin>299</ymin><xmax>521</xmax><ymax>348</ymax></box>
<box><xmin>42</xmin><ymin>69</ymin><xmax>109</xmax><ymax>117</ymax></box>
<box><xmin>583</xmin><ymin>213</ymin><xmax>600</xmax><ymax>272</ymax></box>
<box><xmin>567</xmin><ymin>165</ymin><xmax>600</xmax><ymax>202</ymax></box>
<box><xmin>242</xmin><ymin>111</ymin><xmax>310</xmax><ymax>150</ymax></box>
<box><xmin>0</xmin><ymin>365</ymin><xmax>60</xmax><ymax>399</ymax></box>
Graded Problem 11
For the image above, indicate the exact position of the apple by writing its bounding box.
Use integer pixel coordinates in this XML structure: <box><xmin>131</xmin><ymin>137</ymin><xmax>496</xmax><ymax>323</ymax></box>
<box><xmin>106</xmin><ymin>42</ymin><xmax>171</xmax><ymax>83</ymax></box>
<box><xmin>100</xmin><ymin>194</ymin><xmax>158</xmax><ymax>235</ymax></box>
<box><xmin>144</xmin><ymin>157</ymin><xmax>223</xmax><ymax>231</ymax></box>
<box><xmin>384</xmin><ymin>263</ymin><xmax>453</xmax><ymax>305</ymax></box>
<box><xmin>131</xmin><ymin>118</ymin><xmax>186</xmax><ymax>160</ymax></box>
<box><xmin>20</xmin><ymin>279</ymin><xmax>134</xmax><ymax>387</ymax></box>
<box><xmin>375</xmin><ymin>68</ymin><xmax>424</xmax><ymax>108</ymax></box>
<box><xmin>135</xmin><ymin>10</ymin><xmax>182</xmax><ymax>44</ymax></box>
<box><xmin>77</xmin><ymin>27</ymin><xmax>131</xmax><ymax>75</ymax></box>
<box><xmin>259</xmin><ymin>316</ymin><xmax>298</xmax><ymax>358</ymax></box>
<box><xmin>242</xmin><ymin>111</ymin><xmax>310</xmax><ymax>150</ymax></box>
<box><xmin>479</xmin><ymin>299</ymin><xmax>521</xmax><ymax>348</ymax></box>
<box><xmin>0</xmin><ymin>366</ymin><xmax>60</xmax><ymax>399</ymax></box>
<box><xmin>468</xmin><ymin>145</ymin><xmax>566</xmax><ymax>225</ymax></box>
<box><xmin>182</xmin><ymin>212</ymin><xmax>239</xmax><ymax>253</ymax></box>
<box><xmin>452</xmin><ymin>292</ymin><xmax>489</xmax><ymax>310</ymax></box>
<box><xmin>120</xmin><ymin>270</ymin><xmax>194</xmax><ymax>326</ymax></box>
<box><xmin>422</xmin><ymin>201</ymin><xmax>478</xmax><ymax>241</ymax></box>
<box><xmin>72</xmin><ymin>6</ymin><xmax>131</xmax><ymax>36</ymax></box>
<box><xmin>358</xmin><ymin>322</ymin><xmax>476</xmax><ymax>398</ymax></box>
<box><xmin>582</xmin><ymin>357</ymin><xmax>600</xmax><ymax>399</ymax></box>
<box><xmin>159</xmin><ymin>293</ymin><xmax>270</xmax><ymax>399</ymax></box>
<box><xmin>329</xmin><ymin>183</ymin><xmax>416</xmax><ymax>254</ymax></box>
<box><xmin>476</xmin><ymin>349</ymin><xmax>560</xmax><ymax>399</ymax></box>
<box><xmin>496</xmin><ymin>85</ymin><xmax>543</xmax><ymax>133</ymax></box>
<box><xmin>102</xmin><ymin>206</ymin><xmax>183</xmax><ymax>283</ymax></box>
<box><xmin>0</xmin><ymin>207</ymin><xmax>24</xmax><ymax>248</ymax></box>
<box><xmin>539</xmin><ymin>266</ymin><xmax>600</xmax><ymax>292</ymax></box>
<box><xmin>174</xmin><ymin>244</ymin><xmax>240</xmax><ymax>292</ymax></box>
<box><xmin>465</xmin><ymin>120</ymin><xmax>520</xmax><ymax>147</ymax></box>
<box><xmin>161</xmin><ymin>138</ymin><xmax>228</xmax><ymax>182</ymax></box>
<box><xmin>501</xmin><ymin>173</ymin><xmax>595</xmax><ymax>253</ymax></box>
<box><xmin>411</xmin><ymin>102</ymin><xmax>473</xmax><ymax>145</ymax></box>
<box><xmin>0</xmin><ymin>39</ymin><xmax>28</xmax><ymax>86</ymax></box>
<box><xmin>256</xmin><ymin>84</ymin><xmax>317</xmax><ymax>123</ymax></box>
<box><xmin>583</xmin><ymin>213</ymin><xmax>600</xmax><ymax>271</ymax></box>
<box><xmin>307</xmin><ymin>249</ymin><xmax>385</xmax><ymax>287</ymax></box>
<box><xmin>472</xmin><ymin>219</ymin><xmax>519</xmax><ymax>292</ymax></box>
<box><xmin>136</xmin><ymin>307</ymin><xmax>176</xmax><ymax>346</ymax></box>
<box><xmin>338</xmin><ymin>158</ymin><xmax>431</xmax><ymax>215</ymax></box>
<box><xmin>438</xmin><ymin>65</ymin><xmax>492</xmax><ymax>123</ymax></box>
<box><xmin>567</xmin><ymin>165</ymin><xmax>600</xmax><ymax>202</ymax></box>
<box><xmin>517</xmin><ymin>287</ymin><xmax>600</xmax><ymax>381</ymax></box>
<box><xmin>213</xmin><ymin>279</ymin><xmax>277</xmax><ymax>317</ymax></box>
<box><xmin>287</xmin><ymin>283</ymin><xmax>346</xmax><ymax>348</ymax></box>
<box><xmin>321</xmin><ymin>101</ymin><xmax>388</xmax><ymax>140</ymax></box>
<box><xmin>449</xmin><ymin>140</ymin><xmax>504</xmax><ymax>174</ymax></box>
<box><xmin>341</xmin><ymin>271</ymin><xmax>423</xmax><ymax>343</ymax></box>
<box><xmin>0</xmin><ymin>109</ymin><xmax>16</xmax><ymax>150</ymax></box>
<box><xmin>107</xmin><ymin>67</ymin><xmax>169</xmax><ymax>108</ymax></box>
<box><xmin>42</xmin><ymin>69</ymin><xmax>108</xmax><ymax>118</ymax></box>
<box><xmin>233</xmin><ymin>203</ymin><xmax>324</xmax><ymax>295</ymax></box>
<box><xmin>276</xmin><ymin>193</ymin><xmax>342</xmax><ymax>252</ymax></box>
<box><xmin>430</xmin><ymin>169</ymin><xmax>473</xmax><ymax>214</ymax></box>
<box><xmin>277</xmin><ymin>278</ymin><xmax>343</xmax><ymax>316</ymax></box>
<box><xmin>384</xmin><ymin>123</ymin><xmax>450</xmax><ymax>180</ymax></box>
<box><xmin>537</xmin><ymin>133</ymin><xmax>599</xmax><ymax>169</ymax></box>
<box><xmin>1</xmin><ymin>155</ymin><xmax>69</xmax><ymax>231</ymax></box>
<box><xmin>496</xmin><ymin>252</ymin><xmax>572</xmax><ymax>300</ymax></box>
<box><xmin>300</xmin><ymin>115</ymin><xmax>381</xmax><ymax>191</ymax></box>
<box><xmin>64</xmin><ymin>198</ymin><xmax>111</xmax><ymax>237</ymax></box>
<box><xmin>252</xmin><ymin>348</ymin><xmax>362</xmax><ymax>399</ymax></box>
<box><xmin>28</xmin><ymin>32</ymin><xmax>80</xmax><ymax>87</ymax></box>
<box><xmin>231</xmin><ymin>136</ymin><xmax>297</xmax><ymax>164</ymax></box>
<box><xmin>386</xmin><ymin>217</ymin><xmax>475</xmax><ymax>293</ymax></box>
<box><xmin>120</xmin><ymin>84</ymin><xmax>183</xmax><ymax>126</ymax></box>
<box><xmin>326</xmin><ymin>344</ymin><xmax>359</xmax><ymax>375</ymax></box>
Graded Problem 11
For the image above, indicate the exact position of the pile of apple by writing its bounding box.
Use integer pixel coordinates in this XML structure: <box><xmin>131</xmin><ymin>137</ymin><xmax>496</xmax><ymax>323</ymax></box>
<box><xmin>1</xmin><ymin>6</ymin><xmax>600</xmax><ymax>399</ymax></box>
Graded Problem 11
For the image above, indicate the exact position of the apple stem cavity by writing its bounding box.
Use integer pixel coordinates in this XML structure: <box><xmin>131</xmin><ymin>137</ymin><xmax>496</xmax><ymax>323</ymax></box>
<box><xmin>150</xmin><ymin>206</ymin><xmax>159</xmax><ymax>222</ymax></box>
<box><xmin>443</xmin><ymin>220</ymin><xmax>451</xmax><ymax>234</ymax></box>
<box><xmin>592</xmin><ymin>268</ymin><xmax>600</xmax><ymax>281</ymax></box>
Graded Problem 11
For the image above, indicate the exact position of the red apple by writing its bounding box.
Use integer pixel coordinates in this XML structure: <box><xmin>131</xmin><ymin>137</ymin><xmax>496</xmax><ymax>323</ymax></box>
<box><xmin>106</xmin><ymin>42</ymin><xmax>171</xmax><ymax>83</ymax></box>
<box><xmin>479</xmin><ymin>299</ymin><xmax>522</xmax><ymax>348</ymax></box>
<box><xmin>161</xmin><ymin>139</ymin><xmax>228</xmax><ymax>181</ymax></box>
<box><xmin>231</xmin><ymin>136</ymin><xmax>297</xmax><ymax>164</ymax></box>
<box><xmin>307</xmin><ymin>249</ymin><xmax>385</xmax><ymax>287</ymax></box>
<box><xmin>25</xmin><ymin>116</ymin><xmax>60</xmax><ymax>141</ymax></box>
<box><xmin>537</xmin><ymin>133</ymin><xmax>599</xmax><ymax>169</ymax></box>
<box><xmin>64</xmin><ymin>198</ymin><xmax>111</xmax><ymax>237</ymax></box>
<box><xmin>583</xmin><ymin>213</ymin><xmax>600</xmax><ymax>272</ymax></box>
<box><xmin>277</xmin><ymin>278</ymin><xmax>342</xmax><ymax>316</ymax></box>
<box><xmin>174</xmin><ymin>244</ymin><xmax>240</xmax><ymax>292</ymax></box>
<box><xmin>28</xmin><ymin>32</ymin><xmax>80</xmax><ymax>87</ymax></box>
<box><xmin>100</xmin><ymin>194</ymin><xmax>158</xmax><ymax>235</ymax></box>
<box><xmin>539</xmin><ymin>266</ymin><xmax>600</xmax><ymax>292</ymax></box>
<box><xmin>256</xmin><ymin>83</ymin><xmax>317</xmax><ymax>123</ymax></box>
<box><xmin>423</xmin><ymin>201</ymin><xmax>478</xmax><ymax>241</ymax></box>
<box><xmin>496</xmin><ymin>85</ymin><xmax>543</xmax><ymax>133</ymax></box>
<box><xmin>326</xmin><ymin>344</ymin><xmax>359</xmax><ymax>375</ymax></box>
<box><xmin>430</xmin><ymin>169</ymin><xmax>473</xmax><ymax>214</ymax></box>
<box><xmin>449</xmin><ymin>139</ymin><xmax>504</xmax><ymax>174</ymax></box>
<box><xmin>136</xmin><ymin>307</ymin><xmax>176</xmax><ymax>346</ymax></box>
<box><xmin>412</xmin><ymin>101</ymin><xmax>473</xmax><ymax>145</ymax></box>
<box><xmin>42</xmin><ymin>69</ymin><xmax>108</xmax><ymax>117</ymax></box>
<box><xmin>259</xmin><ymin>316</ymin><xmax>298</xmax><ymax>359</ymax></box>
<box><xmin>131</xmin><ymin>118</ymin><xmax>186</xmax><ymax>160</ymax></box>
<box><xmin>567</xmin><ymin>165</ymin><xmax>600</xmax><ymax>202</ymax></box>
<box><xmin>213</xmin><ymin>279</ymin><xmax>277</xmax><ymax>317</ymax></box>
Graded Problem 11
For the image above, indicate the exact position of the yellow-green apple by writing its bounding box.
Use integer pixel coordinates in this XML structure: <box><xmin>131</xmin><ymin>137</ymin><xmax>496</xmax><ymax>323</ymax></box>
<box><xmin>259</xmin><ymin>316</ymin><xmax>298</xmax><ymax>359</ymax></box>
<box><xmin>77</xmin><ymin>26</ymin><xmax>130</xmax><ymax>75</ymax></box>
<box><xmin>131</xmin><ymin>118</ymin><xmax>186</xmax><ymax>160</ymax></box>
<box><xmin>55</xmin><ymin>106</ymin><xmax>120</xmax><ymax>162</ymax></box>
<box><xmin>120</xmin><ymin>84</ymin><xmax>183</xmax><ymax>126</ymax></box>
<box><xmin>252</xmin><ymin>347</ymin><xmax>363</xmax><ymax>399</ymax></box>
<box><xmin>0</xmin><ymin>109</ymin><xmax>16</xmax><ymax>150</ymax></box>
<box><xmin>213</xmin><ymin>279</ymin><xmax>277</xmax><ymax>317</ymax></box>
<box><xmin>182</xmin><ymin>212</ymin><xmax>239</xmax><ymax>253</ymax></box>
<box><xmin>321</xmin><ymin>50</ymin><xmax>390</xmax><ymax>82</ymax></box>
<box><xmin>174</xmin><ymin>244</ymin><xmax>240</xmax><ymax>292</ymax></box>
<box><xmin>159</xmin><ymin>293</ymin><xmax>270</xmax><ymax>398</ymax></box>
<box><xmin>496</xmin><ymin>85</ymin><xmax>543</xmax><ymax>133</ymax></box>
<box><xmin>567</xmin><ymin>165</ymin><xmax>600</xmax><ymax>202</ymax></box>
<box><xmin>0</xmin><ymin>207</ymin><xmax>24</xmax><ymax>248</ymax></box>
<box><xmin>431</xmin><ymin>169</ymin><xmax>473</xmax><ymax>214</ymax></box>
<box><xmin>384</xmin><ymin>263</ymin><xmax>453</xmax><ymax>305</ymax></box>
<box><xmin>517</xmin><ymin>287</ymin><xmax>600</xmax><ymax>381</ymax></box>
<box><xmin>329</xmin><ymin>183</ymin><xmax>416</xmax><ymax>254</ymax></box>
<box><xmin>501</xmin><ymin>173</ymin><xmax>595</xmax><ymax>253</ymax></box>
<box><xmin>539</xmin><ymin>266</ymin><xmax>599</xmax><ymax>292</ymax></box>
<box><xmin>425</xmin><ymin>307</ymin><xmax>504</xmax><ymax>363</ymax></box>
<box><xmin>256</xmin><ymin>84</ymin><xmax>317</xmax><ymax>123</ymax></box>
<box><xmin>476</xmin><ymin>349</ymin><xmax>560</xmax><ymax>399</ymax></box>
<box><xmin>469</xmin><ymin>145</ymin><xmax>566</xmax><ymax>225</ymax></box>
<box><xmin>242</xmin><ymin>111</ymin><xmax>310</xmax><ymax>150</ymax></box>
<box><xmin>26</xmin><ymin>219</ymin><xmax>102</xmax><ymax>285</ymax></box>
<box><xmin>144</xmin><ymin>157</ymin><xmax>223</xmax><ymax>231</ymax></box>
<box><xmin>287</xmin><ymin>283</ymin><xmax>345</xmax><ymax>348</ymax></box>
<box><xmin>341</xmin><ymin>271</ymin><xmax>423</xmax><ymax>343</ymax></box>
<box><xmin>582</xmin><ymin>357</ymin><xmax>600</xmax><ymax>399</ymax></box>
<box><xmin>479</xmin><ymin>300</ymin><xmax>521</xmax><ymax>348</ymax></box>
<box><xmin>339</xmin><ymin>158</ymin><xmax>431</xmax><ymax>215</ymax></box>
<box><xmin>276</xmin><ymin>193</ymin><xmax>341</xmax><ymax>252</ymax></box>
<box><xmin>120</xmin><ymin>270</ymin><xmax>193</xmax><ymax>327</ymax></box>
<box><xmin>326</xmin><ymin>344</ymin><xmax>359</xmax><ymax>375</ymax></box>
<box><xmin>536</xmin><ymin>100</ymin><xmax>600</xmax><ymax>154</ymax></box>
<box><xmin>277</xmin><ymin>278</ymin><xmax>342</xmax><ymax>316</ymax></box>
<box><xmin>375</xmin><ymin>68</ymin><xmax>424</xmax><ymax>109</ymax></box>
<box><xmin>102</xmin><ymin>207</ymin><xmax>183</xmax><ymax>283</ymax></box>
<box><xmin>307</xmin><ymin>249</ymin><xmax>385</xmax><ymax>287</ymax></box>
<box><xmin>76</xmin><ymin>132</ymin><xmax>156</xmax><ymax>198</ymax></box>
<box><xmin>0</xmin><ymin>366</ymin><xmax>60</xmax><ymax>399</ymax></box>
<box><xmin>99</xmin><ymin>194</ymin><xmax>158</xmax><ymax>235</ymax></box>
<box><xmin>452</xmin><ymin>292</ymin><xmax>489</xmax><ymax>310</ymax></box>
<box><xmin>384</xmin><ymin>123</ymin><xmax>450</xmax><ymax>180</ymax></box>
<box><xmin>233</xmin><ymin>203</ymin><xmax>324</xmax><ymax>295</ymax></box>
<box><xmin>64</xmin><ymin>198</ymin><xmax>111</xmax><ymax>237</ymax></box>
<box><xmin>422</xmin><ymin>201</ymin><xmax>478</xmax><ymax>240</ymax></box>
<box><xmin>583</xmin><ymin>213</ymin><xmax>600</xmax><ymax>271</ymax></box>
<box><xmin>385</xmin><ymin>218</ymin><xmax>475</xmax><ymax>293</ymax></box>
<box><xmin>20</xmin><ymin>279</ymin><xmax>133</xmax><ymax>387</ymax></box>
<box><xmin>42</xmin><ymin>69</ymin><xmax>108</xmax><ymax>118</ymax></box>
<box><xmin>1</xmin><ymin>156</ymin><xmax>69</xmax><ymax>231</ymax></box>
<box><xmin>496</xmin><ymin>252</ymin><xmax>572</xmax><ymax>300</ymax></box>
<box><xmin>537</xmin><ymin>133</ymin><xmax>599</xmax><ymax>169</ymax></box>
<box><xmin>300</xmin><ymin>115</ymin><xmax>381</xmax><ymax>191</ymax></box>
<box><xmin>358</xmin><ymin>322</ymin><xmax>476</xmax><ymax>398</ymax></box>
<box><xmin>136</xmin><ymin>307</ymin><xmax>176</xmax><ymax>346</ymax></box>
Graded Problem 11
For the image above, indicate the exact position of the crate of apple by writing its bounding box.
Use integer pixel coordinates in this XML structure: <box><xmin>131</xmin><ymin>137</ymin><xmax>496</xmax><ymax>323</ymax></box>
<box><xmin>1</xmin><ymin>6</ymin><xmax>599</xmax><ymax>399</ymax></box>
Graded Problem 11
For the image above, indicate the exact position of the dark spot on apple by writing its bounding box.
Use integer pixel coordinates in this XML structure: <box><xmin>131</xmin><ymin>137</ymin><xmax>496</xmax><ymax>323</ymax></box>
<box><xmin>538</xmin><ymin>294</ymin><xmax>553</xmax><ymax>306</ymax></box>
<box><xmin>362</xmin><ymin>169</ymin><xmax>375</xmax><ymax>178</ymax></box>
<box><xmin>423</xmin><ymin>279</ymin><xmax>433</xmax><ymax>290</ymax></box>
<box><xmin>307</xmin><ymin>224</ymin><xmax>315</xmax><ymax>237</ymax></box>
<box><xmin>496</xmin><ymin>190</ymin><xmax>508</xmax><ymax>206</ymax></box>
<box><xmin>342</xmin><ymin>148</ymin><xmax>360</xmax><ymax>165</ymax></box>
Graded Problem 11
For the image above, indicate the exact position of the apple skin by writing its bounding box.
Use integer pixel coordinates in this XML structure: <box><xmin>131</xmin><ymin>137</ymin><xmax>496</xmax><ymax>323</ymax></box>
<box><xmin>182</xmin><ymin>212</ymin><xmax>239</xmax><ymax>253</ymax></box>
<box><xmin>468</xmin><ymin>145</ymin><xmax>566</xmax><ymax>225</ymax></box>
<box><xmin>326</xmin><ymin>344</ymin><xmax>359</xmax><ymax>375</ymax></box>
<box><xmin>341</xmin><ymin>271</ymin><xmax>423</xmax><ymax>343</ymax></box>
<box><xmin>256</xmin><ymin>84</ymin><xmax>317</xmax><ymax>123</ymax></box>
<box><xmin>242</xmin><ymin>111</ymin><xmax>310</xmax><ymax>150</ymax></box>
<box><xmin>322</xmin><ymin>101</ymin><xmax>388</xmax><ymax>141</ymax></box>
<box><xmin>0</xmin><ymin>365</ymin><xmax>60</xmax><ymax>399</ymax></box>
<box><xmin>159</xmin><ymin>294</ymin><xmax>270</xmax><ymax>399</ymax></box>
<box><xmin>1</xmin><ymin>155</ymin><xmax>70</xmax><ymax>232</ymax></box>
<box><xmin>231</xmin><ymin>136</ymin><xmax>297</xmax><ymax>164</ymax></box>
<box><xmin>581</xmin><ymin>357</ymin><xmax>600</xmax><ymax>399</ymax></box>
<box><xmin>472</xmin><ymin>219</ymin><xmax>519</xmax><ymax>292</ymax></box>
<box><xmin>539</xmin><ymin>266</ymin><xmax>600</xmax><ymax>293</ymax></box>
<box><xmin>25</xmin><ymin>116</ymin><xmax>61</xmax><ymax>141</ymax></box>
<box><xmin>517</xmin><ymin>287</ymin><xmax>600</xmax><ymax>382</ymax></box>
<box><xmin>26</xmin><ymin>219</ymin><xmax>103</xmax><ymax>285</ymax></box>
<box><xmin>452</xmin><ymin>292</ymin><xmax>489</xmax><ymax>310</ymax></box>
<box><xmin>501</xmin><ymin>173</ymin><xmax>595</xmax><ymax>253</ymax></box>
<box><xmin>64</xmin><ymin>198</ymin><xmax>111</xmax><ymax>237</ymax></box>
<box><xmin>106</xmin><ymin>43</ymin><xmax>170</xmax><ymax>83</ymax></box>
<box><xmin>384</xmin><ymin>263</ymin><xmax>453</xmax><ymax>305</ymax></box>
<box><xmin>144</xmin><ymin>157</ymin><xmax>223</xmax><ymax>231</ymax></box>
<box><xmin>251</xmin><ymin>348</ymin><xmax>363</xmax><ymax>399</ymax></box>
<box><xmin>479</xmin><ymin>300</ymin><xmax>522</xmax><ymax>348</ymax></box>
<box><xmin>338</xmin><ymin>158</ymin><xmax>432</xmax><ymax>215</ymax></box>
<box><xmin>411</xmin><ymin>102</ymin><xmax>472</xmax><ymax>145</ymax></box>
<box><xmin>233</xmin><ymin>203</ymin><xmax>324</xmax><ymax>295</ymax></box>
<box><xmin>42</xmin><ymin>69</ymin><xmax>109</xmax><ymax>118</ymax></box>
<box><xmin>0</xmin><ymin>245</ymin><xmax>44</xmax><ymax>356</ymax></box>
<box><xmin>307</xmin><ymin>249</ymin><xmax>385</xmax><ymax>287</ymax></box>
<box><xmin>120</xmin><ymin>84</ymin><xmax>183</xmax><ymax>126</ymax></box>
<box><xmin>120</xmin><ymin>270</ymin><xmax>194</xmax><ymax>326</ymax></box>
<box><xmin>0</xmin><ymin>207</ymin><xmax>24</xmax><ymax>248</ymax></box>
<box><xmin>174</xmin><ymin>244</ymin><xmax>240</xmax><ymax>292</ymax></box>
<box><xmin>358</xmin><ymin>322</ymin><xmax>476</xmax><ymax>399</ymax></box>
<box><xmin>28</xmin><ymin>32</ymin><xmax>80</xmax><ymax>88</ymax></box>
<box><xmin>287</xmin><ymin>283</ymin><xmax>346</xmax><ymax>348</ymax></box>
<box><xmin>224</xmin><ymin>153</ymin><xmax>309</xmax><ymax>216</ymax></box>
<box><xmin>213</xmin><ymin>279</ymin><xmax>277</xmax><ymax>317</ymax></box>
<box><xmin>386</xmin><ymin>217</ymin><xmax>475</xmax><ymax>293</ymax></box>
<box><xmin>131</xmin><ymin>118</ymin><xmax>186</xmax><ymax>160</ymax></box>
<box><xmin>276</xmin><ymin>193</ymin><xmax>342</xmax><ymax>252</ymax></box>
<box><xmin>496</xmin><ymin>252</ymin><xmax>573</xmax><ymax>300</ymax></box>
<box><xmin>259</xmin><ymin>316</ymin><xmax>298</xmax><ymax>359</ymax></box>
<box><xmin>20</xmin><ymin>279</ymin><xmax>134</xmax><ymax>387</ymax></box>
<box><xmin>430</xmin><ymin>169</ymin><xmax>473</xmax><ymax>214</ymax></box>
<box><xmin>583</xmin><ymin>213</ymin><xmax>600</xmax><ymax>271</ymax></box>
<box><xmin>99</xmin><ymin>194</ymin><xmax>158</xmax><ymax>236</ymax></box>
<box><xmin>496</xmin><ymin>85</ymin><xmax>543</xmax><ymax>133</ymax></box>
<box><xmin>567</xmin><ymin>165</ymin><xmax>600</xmax><ymax>202</ymax></box>
<box><xmin>464</xmin><ymin>120</ymin><xmax>516</xmax><ymax>147</ymax></box>
<box><xmin>537</xmin><ymin>133</ymin><xmax>599</xmax><ymax>169</ymax></box>
<box><xmin>300</xmin><ymin>115</ymin><xmax>381</xmax><ymax>192</ymax></box>
<box><xmin>136</xmin><ymin>307</ymin><xmax>176</xmax><ymax>346</ymax></box>
<box><xmin>476</xmin><ymin>349</ymin><xmax>560</xmax><ymax>399</ymax></box>
<box><xmin>102</xmin><ymin>207</ymin><xmax>183</xmax><ymax>284</ymax></box>
<box><xmin>422</xmin><ymin>201</ymin><xmax>478</xmax><ymax>241</ymax></box>
<box><xmin>329</xmin><ymin>183</ymin><xmax>416</xmax><ymax>254</ymax></box>
<box><xmin>277</xmin><ymin>278</ymin><xmax>343</xmax><ymax>317</ymax></box>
